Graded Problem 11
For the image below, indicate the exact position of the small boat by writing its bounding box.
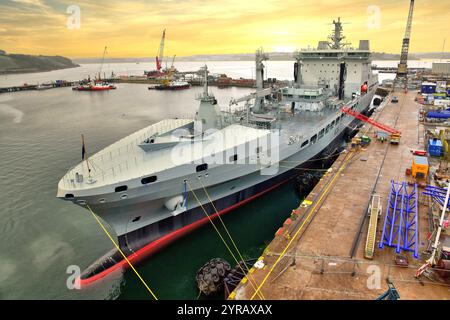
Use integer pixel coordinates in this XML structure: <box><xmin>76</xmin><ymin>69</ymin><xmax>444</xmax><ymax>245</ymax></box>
<box><xmin>36</xmin><ymin>83</ymin><xmax>53</xmax><ymax>90</ymax></box>
<box><xmin>73</xmin><ymin>82</ymin><xmax>116</xmax><ymax>91</ymax></box>
<box><xmin>154</xmin><ymin>80</ymin><xmax>190</xmax><ymax>91</ymax></box>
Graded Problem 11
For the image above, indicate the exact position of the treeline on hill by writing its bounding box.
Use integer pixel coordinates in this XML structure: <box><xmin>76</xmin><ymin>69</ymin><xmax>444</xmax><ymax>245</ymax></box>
<box><xmin>0</xmin><ymin>51</ymin><xmax>79</xmax><ymax>74</ymax></box>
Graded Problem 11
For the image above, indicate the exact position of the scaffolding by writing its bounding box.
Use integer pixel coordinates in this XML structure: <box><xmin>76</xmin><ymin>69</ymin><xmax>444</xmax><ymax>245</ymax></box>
<box><xmin>379</xmin><ymin>181</ymin><xmax>419</xmax><ymax>258</ymax></box>
<box><xmin>422</xmin><ymin>185</ymin><xmax>450</xmax><ymax>210</ymax></box>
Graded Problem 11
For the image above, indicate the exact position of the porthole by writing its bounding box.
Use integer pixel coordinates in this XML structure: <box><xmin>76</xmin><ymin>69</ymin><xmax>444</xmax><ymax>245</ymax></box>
<box><xmin>196</xmin><ymin>163</ymin><xmax>208</xmax><ymax>172</ymax></box>
<box><xmin>115</xmin><ymin>185</ymin><xmax>128</xmax><ymax>192</ymax></box>
<box><xmin>141</xmin><ymin>175</ymin><xmax>157</xmax><ymax>185</ymax></box>
<box><xmin>121</xmin><ymin>194</ymin><xmax>128</xmax><ymax>200</ymax></box>
<box><xmin>98</xmin><ymin>198</ymin><xmax>106</xmax><ymax>204</ymax></box>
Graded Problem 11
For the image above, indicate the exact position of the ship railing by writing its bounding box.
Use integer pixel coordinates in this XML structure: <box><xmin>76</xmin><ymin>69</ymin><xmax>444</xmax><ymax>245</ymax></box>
<box><xmin>61</xmin><ymin>118</ymin><xmax>193</xmax><ymax>188</ymax></box>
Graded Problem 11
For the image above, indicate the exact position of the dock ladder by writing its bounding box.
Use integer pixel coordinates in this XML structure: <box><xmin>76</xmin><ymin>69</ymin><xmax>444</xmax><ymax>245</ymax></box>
<box><xmin>365</xmin><ymin>194</ymin><xmax>382</xmax><ymax>259</ymax></box>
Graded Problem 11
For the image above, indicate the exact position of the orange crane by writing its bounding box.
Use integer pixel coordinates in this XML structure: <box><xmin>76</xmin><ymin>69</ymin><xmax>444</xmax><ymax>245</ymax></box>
<box><xmin>341</xmin><ymin>107</ymin><xmax>401</xmax><ymax>134</ymax></box>
<box><xmin>341</xmin><ymin>106</ymin><xmax>401</xmax><ymax>143</ymax></box>
<box><xmin>156</xmin><ymin>29</ymin><xmax>166</xmax><ymax>72</ymax></box>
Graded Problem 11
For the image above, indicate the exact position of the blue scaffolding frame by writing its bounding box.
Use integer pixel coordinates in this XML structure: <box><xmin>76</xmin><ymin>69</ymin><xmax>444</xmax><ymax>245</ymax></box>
<box><xmin>379</xmin><ymin>180</ymin><xmax>419</xmax><ymax>258</ymax></box>
<box><xmin>422</xmin><ymin>185</ymin><xmax>450</xmax><ymax>210</ymax></box>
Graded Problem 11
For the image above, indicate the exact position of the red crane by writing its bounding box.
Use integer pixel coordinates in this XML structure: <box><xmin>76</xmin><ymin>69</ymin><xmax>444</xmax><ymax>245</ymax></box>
<box><xmin>155</xmin><ymin>29</ymin><xmax>166</xmax><ymax>72</ymax></box>
<box><xmin>341</xmin><ymin>106</ymin><xmax>401</xmax><ymax>135</ymax></box>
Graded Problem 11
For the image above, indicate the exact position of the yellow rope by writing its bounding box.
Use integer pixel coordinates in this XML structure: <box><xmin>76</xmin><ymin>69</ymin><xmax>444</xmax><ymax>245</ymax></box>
<box><xmin>250</xmin><ymin>151</ymin><xmax>354</xmax><ymax>300</ymax></box>
<box><xmin>186</xmin><ymin>182</ymin><xmax>265</xmax><ymax>300</ymax></box>
<box><xmin>86</xmin><ymin>204</ymin><xmax>158</xmax><ymax>300</ymax></box>
<box><xmin>198</xmin><ymin>179</ymin><xmax>266</xmax><ymax>300</ymax></box>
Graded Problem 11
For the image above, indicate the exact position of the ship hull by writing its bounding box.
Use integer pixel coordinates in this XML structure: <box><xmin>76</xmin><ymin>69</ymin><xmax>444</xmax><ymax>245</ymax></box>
<box><xmin>73</xmin><ymin>85</ymin><xmax>116</xmax><ymax>91</ymax></box>
<box><xmin>78</xmin><ymin>93</ymin><xmax>374</xmax><ymax>285</ymax></box>
<box><xmin>154</xmin><ymin>84</ymin><xmax>191</xmax><ymax>90</ymax></box>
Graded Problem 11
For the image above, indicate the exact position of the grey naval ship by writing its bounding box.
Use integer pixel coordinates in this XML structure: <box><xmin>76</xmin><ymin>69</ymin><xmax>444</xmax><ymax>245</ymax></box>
<box><xmin>57</xmin><ymin>18</ymin><xmax>378</xmax><ymax>284</ymax></box>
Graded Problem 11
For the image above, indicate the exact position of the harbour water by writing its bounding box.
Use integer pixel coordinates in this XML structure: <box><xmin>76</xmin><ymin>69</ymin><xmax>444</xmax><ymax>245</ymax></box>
<box><xmin>0</xmin><ymin>60</ymin><xmax>414</xmax><ymax>299</ymax></box>
<box><xmin>0</xmin><ymin>59</ymin><xmax>430</xmax><ymax>87</ymax></box>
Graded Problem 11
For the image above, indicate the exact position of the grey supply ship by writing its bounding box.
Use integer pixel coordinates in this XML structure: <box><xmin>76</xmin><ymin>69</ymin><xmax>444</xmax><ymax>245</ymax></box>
<box><xmin>57</xmin><ymin>18</ymin><xmax>378</xmax><ymax>284</ymax></box>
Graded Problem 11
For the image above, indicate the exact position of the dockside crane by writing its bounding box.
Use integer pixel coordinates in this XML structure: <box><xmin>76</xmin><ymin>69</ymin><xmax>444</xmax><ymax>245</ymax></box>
<box><xmin>97</xmin><ymin>46</ymin><xmax>107</xmax><ymax>81</ymax></box>
<box><xmin>341</xmin><ymin>107</ymin><xmax>401</xmax><ymax>134</ymax></box>
<box><xmin>341</xmin><ymin>106</ymin><xmax>401</xmax><ymax>143</ymax></box>
<box><xmin>394</xmin><ymin>0</ymin><xmax>415</xmax><ymax>91</ymax></box>
<box><xmin>156</xmin><ymin>29</ymin><xmax>166</xmax><ymax>72</ymax></box>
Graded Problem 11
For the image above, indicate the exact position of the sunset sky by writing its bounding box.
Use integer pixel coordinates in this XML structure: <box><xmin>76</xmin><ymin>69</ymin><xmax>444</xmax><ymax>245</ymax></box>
<box><xmin>0</xmin><ymin>0</ymin><xmax>449</xmax><ymax>58</ymax></box>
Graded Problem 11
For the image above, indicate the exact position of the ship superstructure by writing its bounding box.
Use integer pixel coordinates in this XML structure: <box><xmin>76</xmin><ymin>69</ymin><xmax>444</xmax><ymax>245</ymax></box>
<box><xmin>57</xmin><ymin>18</ymin><xmax>378</xmax><ymax>284</ymax></box>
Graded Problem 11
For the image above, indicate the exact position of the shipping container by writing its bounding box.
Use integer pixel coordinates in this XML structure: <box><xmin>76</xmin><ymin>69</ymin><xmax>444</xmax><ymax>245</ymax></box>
<box><xmin>428</xmin><ymin>138</ymin><xmax>443</xmax><ymax>157</ymax></box>
<box><xmin>421</xmin><ymin>82</ymin><xmax>437</xmax><ymax>94</ymax></box>
<box><xmin>412</xmin><ymin>156</ymin><xmax>429</xmax><ymax>178</ymax></box>
<box><xmin>427</xmin><ymin>110</ymin><xmax>450</xmax><ymax>119</ymax></box>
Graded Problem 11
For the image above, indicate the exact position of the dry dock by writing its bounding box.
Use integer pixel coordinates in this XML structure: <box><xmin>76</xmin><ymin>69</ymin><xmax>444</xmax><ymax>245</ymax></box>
<box><xmin>232</xmin><ymin>91</ymin><xmax>450</xmax><ymax>300</ymax></box>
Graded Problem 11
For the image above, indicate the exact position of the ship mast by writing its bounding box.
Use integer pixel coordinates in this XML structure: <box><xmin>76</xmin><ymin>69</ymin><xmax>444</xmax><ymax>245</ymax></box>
<box><xmin>202</xmin><ymin>65</ymin><xmax>209</xmax><ymax>99</ymax></box>
<box><xmin>328</xmin><ymin>17</ymin><xmax>349</xmax><ymax>49</ymax></box>
<box><xmin>254</xmin><ymin>47</ymin><xmax>269</xmax><ymax>113</ymax></box>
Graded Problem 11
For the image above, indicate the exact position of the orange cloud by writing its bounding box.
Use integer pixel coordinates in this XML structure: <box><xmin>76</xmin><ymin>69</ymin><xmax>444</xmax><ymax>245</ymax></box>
<box><xmin>0</xmin><ymin>0</ymin><xmax>448</xmax><ymax>58</ymax></box>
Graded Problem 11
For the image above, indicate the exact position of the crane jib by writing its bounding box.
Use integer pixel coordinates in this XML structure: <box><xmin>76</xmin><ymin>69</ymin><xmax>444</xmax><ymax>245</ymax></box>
<box><xmin>341</xmin><ymin>106</ymin><xmax>401</xmax><ymax>135</ymax></box>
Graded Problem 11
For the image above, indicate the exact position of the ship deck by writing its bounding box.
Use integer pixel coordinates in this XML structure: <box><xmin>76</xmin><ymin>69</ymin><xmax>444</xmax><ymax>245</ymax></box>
<box><xmin>59</xmin><ymin>95</ymin><xmax>355</xmax><ymax>192</ymax></box>
<box><xmin>59</xmin><ymin>120</ymin><xmax>271</xmax><ymax>190</ymax></box>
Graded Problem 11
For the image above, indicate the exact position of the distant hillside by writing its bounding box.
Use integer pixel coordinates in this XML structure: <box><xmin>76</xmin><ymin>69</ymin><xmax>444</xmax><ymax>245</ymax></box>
<box><xmin>0</xmin><ymin>51</ymin><xmax>79</xmax><ymax>74</ymax></box>
<box><xmin>176</xmin><ymin>52</ymin><xmax>423</xmax><ymax>61</ymax></box>
<box><xmin>413</xmin><ymin>52</ymin><xmax>450</xmax><ymax>60</ymax></box>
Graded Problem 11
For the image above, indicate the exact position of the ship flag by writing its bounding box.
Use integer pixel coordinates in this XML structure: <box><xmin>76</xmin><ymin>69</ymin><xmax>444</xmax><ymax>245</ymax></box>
<box><xmin>81</xmin><ymin>134</ymin><xmax>87</xmax><ymax>161</ymax></box>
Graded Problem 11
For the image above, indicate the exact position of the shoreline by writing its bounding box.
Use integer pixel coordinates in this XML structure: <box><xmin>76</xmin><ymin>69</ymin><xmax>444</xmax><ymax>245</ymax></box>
<box><xmin>0</xmin><ymin>64</ymin><xmax>80</xmax><ymax>76</ymax></box>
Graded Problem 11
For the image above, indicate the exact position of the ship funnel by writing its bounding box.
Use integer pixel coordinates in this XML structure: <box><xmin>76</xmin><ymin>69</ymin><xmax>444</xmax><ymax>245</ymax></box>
<box><xmin>359</xmin><ymin>40</ymin><xmax>370</xmax><ymax>50</ymax></box>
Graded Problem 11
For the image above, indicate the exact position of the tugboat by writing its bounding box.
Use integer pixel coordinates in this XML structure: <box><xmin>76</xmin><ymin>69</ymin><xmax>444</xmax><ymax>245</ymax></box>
<box><xmin>73</xmin><ymin>46</ymin><xmax>117</xmax><ymax>91</ymax></box>
<box><xmin>153</xmin><ymin>80</ymin><xmax>191</xmax><ymax>90</ymax></box>
<box><xmin>73</xmin><ymin>81</ymin><xmax>116</xmax><ymax>91</ymax></box>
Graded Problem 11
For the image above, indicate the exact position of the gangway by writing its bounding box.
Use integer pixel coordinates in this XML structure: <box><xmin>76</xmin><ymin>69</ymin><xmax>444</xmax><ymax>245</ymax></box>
<box><xmin>341</xmin><ymin>106</ymin><xmax>401</xmax><ymax>135</ymax></box>
<box><xmin>365</xmin><ymin>194</ymin><xmax>382</xmax><ymax>259</ymax></box>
